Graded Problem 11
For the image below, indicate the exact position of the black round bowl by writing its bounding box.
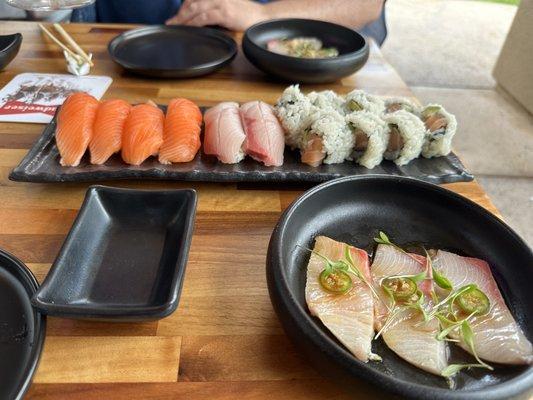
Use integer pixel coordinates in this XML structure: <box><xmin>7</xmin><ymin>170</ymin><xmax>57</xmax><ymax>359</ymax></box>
<box><xmin>0</xmin><ymin>33</ymin><xmax>22</xmax><ymax>71</ymax></box>
<box><xmin>266</xmin><ymin>175</ymin><xmax>533</xmax><ymax>400</ymax></box>
<box><xmin>0</xmin><ymin>248</ymin><xmax>46</xmax><ymax>400</ymax></box>
<box><xmin>243</xmin><ymin>19</ymin><xmax>369</xmax><ymax>83</ymax></box>
<box><xmin>108</xmin><ymin>26</ymin><xmax>237</xmax><ymax>78</ymax></box>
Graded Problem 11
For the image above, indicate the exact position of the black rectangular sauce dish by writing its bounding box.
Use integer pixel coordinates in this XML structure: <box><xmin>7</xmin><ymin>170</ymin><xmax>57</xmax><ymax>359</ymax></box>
<box><xmin>32</xmin><ymin>185</ymin><xmax>197</xmax><ymax>322</ymax></box>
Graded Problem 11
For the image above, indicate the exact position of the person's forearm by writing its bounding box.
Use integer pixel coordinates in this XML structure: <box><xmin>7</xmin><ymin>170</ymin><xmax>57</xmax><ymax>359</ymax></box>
<box><xmin>262</xmin><ymin>0</ymin><xmax>384</xmax><ymax>29</ymax></box>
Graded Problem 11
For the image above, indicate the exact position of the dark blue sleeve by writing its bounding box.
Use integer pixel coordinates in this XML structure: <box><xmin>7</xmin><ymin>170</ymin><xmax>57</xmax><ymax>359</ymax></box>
<box><xmin>72</xmin><ymin>0</ymin><xmax>181</xmax><ymax>24</ymax></box>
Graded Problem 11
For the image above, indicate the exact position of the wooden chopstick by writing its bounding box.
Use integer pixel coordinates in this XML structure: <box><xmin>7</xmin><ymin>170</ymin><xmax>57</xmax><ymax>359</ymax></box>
<box><xmin>38</xmin><ymin>23</ymin><xmax>84</xmax><ymax>64</ymax></box>
<box><xmin>53</xmin><ymin>23</ymin><xmax>94</xmax><ymax>67</ymax></box>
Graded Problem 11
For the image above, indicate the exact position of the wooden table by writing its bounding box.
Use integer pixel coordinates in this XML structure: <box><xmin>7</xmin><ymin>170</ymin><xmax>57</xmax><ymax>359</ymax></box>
<box><xmin>0</xmin><ymin>21</ymin><xmax>498</xmax><ymax>400</ymax></box>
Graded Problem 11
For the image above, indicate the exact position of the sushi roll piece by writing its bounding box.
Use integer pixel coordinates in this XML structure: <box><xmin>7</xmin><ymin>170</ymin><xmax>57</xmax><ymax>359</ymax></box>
<box><xmin>300</xmin><ymin>110</ymin><xmax>354</xmax><ymax>167</ymax></box>
<box><xmin>344</xmin><ymin>90</ymin><xmax>385</xmax><ymax>115</ymax></box>
<box><xmin>274</xmin><ymin>85</ymin><xmax>315</xmax><ymax>148</ymax></box>
<box><xmin>346</xmin><ymin>111</ymin><xmax>389</xmax><ymax>169</ymax></box>
<box><xmin>420</xmin><ymin>104</ymin><xmax>457</xmax><ymax>158</ymax></box>
<box><xmin>307</xmin><ymin>90</ymin><xmax>345</xmax><ymax>115</ymax></box>
<box><xmin>384</xmin><ymin>97</ymin><xmax>421</xmax><ymax>115</ymax></box>
<box><xmin>383</xmin><ymin>110</ymin><xmax>426</xmax><ymax>166</ymax></box>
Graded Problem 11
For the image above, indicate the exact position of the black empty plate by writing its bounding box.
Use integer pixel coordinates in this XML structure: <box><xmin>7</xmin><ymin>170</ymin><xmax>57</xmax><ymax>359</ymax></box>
<box><xmin>32</xmin><ymin>185</ymin><xmax>197</xmax><ymax>321</ymax></box>
<box><xmin>0</xmin><ymin>249</ymin><xmax>45</xmax><ymax>400</ymax></box>
<box><xmin>267</xmin><ymin>175</ymin><xmax>533</xmax><ymax>400</ymax></box>
<box><xmin>108</xmin><ymin>25</ymin><xmax>237</xmax><ymax>78</ymax></box>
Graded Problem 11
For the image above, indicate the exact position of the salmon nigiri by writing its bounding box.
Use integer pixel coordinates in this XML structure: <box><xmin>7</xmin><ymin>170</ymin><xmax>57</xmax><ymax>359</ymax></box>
<box><xmin>159</xmin><ymin>98</ymin><xmax>202</xmax><ymax>164</ymax></box>
<box><xmin>89</xmin><ymin>99</ymin><xmax>131</xmax><ymax>165</ymax></box>
<box><xmin>56</xmin><ymin>92</ymin><xmax>99</xmax><ymax>167</ymax></box>
<box><xmin>121</xmin><ymin>102</ymin><xmax>164</xmax><ymax>166</ymax></box>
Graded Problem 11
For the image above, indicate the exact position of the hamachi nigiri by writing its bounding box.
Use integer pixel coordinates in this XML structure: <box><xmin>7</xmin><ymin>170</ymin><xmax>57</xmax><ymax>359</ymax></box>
<box><xmin>305</xmin><ymin>236</ymin><xmax>379</xmax><ymax>362</ymax></box>
<box><xmin>121</xmin><ymin>102</ymin><xmax>164</xmax><ymax>166</ymax></box>
<box><xmin>203</xmin><ymin>102</ymin><xmax>246</xmax><ymax>164</ymax></box>
<box><xmin>240</xmin><ymin>101</ymin><xmax>285</xmax><ymax>167</ymax></box>
<box><xmin>56</xmin><ymin>92</ymin><xmax>99</xmax><ymax>167</ymax></box>
<box><xmin>159</xmin><ymin>98</ymin><xmax>202</xmax><ymax>164</ymax></box>
<box><xmin>89</xmin><ymin>99</ymin><xmax>131</xmax><ymax>165</ymax></box>
<box><xmin>371</xmin><ymin>244</ymin><xmax>448</xmax><ymax>375</ymax></box>
<box><xmin>433</xmin><ymin>250</ymin><xmax>533</xmax><ymax>365</ymax></box>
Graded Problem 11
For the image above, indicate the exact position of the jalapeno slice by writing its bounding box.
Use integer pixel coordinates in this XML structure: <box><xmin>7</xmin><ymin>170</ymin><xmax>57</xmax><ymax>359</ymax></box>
<box><xmin>319</xmin><ymin>269</ymin><xmax>353</xmax><ymax>294</ymax></box>
<box><xmin>348</xmin><ymin>99</ymin><xmax>363</xmax><ymax>111</ymax></box>
<box><xmin>457</xmin><ymin>286</ymin><xmax>490</xmax><ymax>315</ymax></box>
<box><xmin>382</xmin><ymin>277</ymin><xmax>417</xmax><ymax>300</ymax></box>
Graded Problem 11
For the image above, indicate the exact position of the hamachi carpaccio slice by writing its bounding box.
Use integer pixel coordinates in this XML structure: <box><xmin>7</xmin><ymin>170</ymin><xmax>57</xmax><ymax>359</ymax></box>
<box><xmin>203</xmin><ymin>102</ymin><xmax>246</xmax><ymax>164</ymax></box>
<box><xmin>240</xmin><ymin>101</ymin><xmax>285</xmax><ymax>167</ymax></box>
<box><xmin>121</xmin><ymin>102</ymin><xmax>164</xmax><ymax>165</ymax></box>
<box><xmin>371</xmin><ymin>244</ymin><xmax>449</xmax><ymax>375</ymax></box>
<box><xmin>89</xmin><ymin>99</ymin><xmax>131</xmax><ymax>164</ymax></box>
<box><xmin>433</xmin><ymin>250</ymin><xmax>533</xmax><ymax>365</ymax></box>
<box><xmin>305</xmin><ymin>236</ymin><xmax>379</xmax><ymax>362</ymax></box>
<box><xmin>159</xmin><ymin>98</ymin><xmax>202</xmax><ymax>164</ymax></box>
<box><xmin>56</xmin><ymin>92</ymin><xmax>99</xmax><ymax>167</ymax></box>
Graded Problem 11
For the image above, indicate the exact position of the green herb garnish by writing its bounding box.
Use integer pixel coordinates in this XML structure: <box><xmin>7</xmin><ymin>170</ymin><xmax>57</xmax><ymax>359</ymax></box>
<box><xmin>299</xmin><ymin>244</ymin><xmax>379</xmax><ymax>300</ymax></box>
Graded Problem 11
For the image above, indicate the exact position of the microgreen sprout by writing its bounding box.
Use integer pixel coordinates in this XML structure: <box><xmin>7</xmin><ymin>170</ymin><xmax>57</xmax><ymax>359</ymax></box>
<box><xmin>298</xmin><ymin>244</ymin><xmax>380</xmax><ymax>299</ymax></box>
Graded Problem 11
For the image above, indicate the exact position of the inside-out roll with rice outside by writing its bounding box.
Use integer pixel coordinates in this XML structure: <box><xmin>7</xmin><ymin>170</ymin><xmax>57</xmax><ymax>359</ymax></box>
<box><xmin>346</xmin><ymin>111</ymin><xmax>389</xmax><ymax>169</ymax></box>
<box><xmin>274</xmin><ymin>86</ymin><xmax>458</xmax><ymax>169</ymax></box>
<box><xmin>420</xmin><ymin>104</ymin><xmax>457</xmax><ymax>158</ymax></box>
<box><xmin>275</xmin><ymin>85</ymin><xmax>315</xmax><ymax>148</ymax></box>
<box><xmin>299</xmin><ymin>110</ymin><xmax>354</xmax><ymax>167</ymax></box>
<box><xmin>383</xmin><ymin>110</ymin><xmax>426</xmax><ymax>166</ymax></box>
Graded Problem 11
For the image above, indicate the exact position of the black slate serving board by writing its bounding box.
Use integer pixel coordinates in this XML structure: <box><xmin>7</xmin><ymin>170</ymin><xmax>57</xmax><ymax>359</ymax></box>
<box><xmin>9</xmin><ymin>108</ymin><xmax>473</xmax><ymax>185</ymax></box>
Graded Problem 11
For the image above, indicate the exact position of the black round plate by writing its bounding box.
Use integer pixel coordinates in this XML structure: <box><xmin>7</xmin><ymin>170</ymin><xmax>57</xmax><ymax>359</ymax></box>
<box><xmin>108</xmin><ymin>25</ymin><xmax>237</xmax><ymax>78</ymax></box>
<box><xmin>243</xmin><ymin>19</ymin><xmax>369</xmax><ymax>83</ymax></box>
<box><xmin>267</xmin><ymin>175</ymin><xmax>533</xmax><ymax>400</ymax></box>
<box><xmin>0</xmin><ymin>249</ymin><xmax>45</xmax><ymax>400</ymax></box>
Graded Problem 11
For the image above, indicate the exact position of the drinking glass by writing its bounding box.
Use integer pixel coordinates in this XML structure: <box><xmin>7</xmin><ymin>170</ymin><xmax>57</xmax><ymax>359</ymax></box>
<box><xmin>5</xmin><ymin>0</ymin><xmax>94</xmax><ymax>11</ymax></box>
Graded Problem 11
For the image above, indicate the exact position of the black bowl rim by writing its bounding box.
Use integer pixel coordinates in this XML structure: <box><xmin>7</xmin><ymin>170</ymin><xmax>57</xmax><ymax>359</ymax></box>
<box><xmin>0</xmin><ymin>247</ymin><xmax>46</xmax><ymax>400</ymax></box>
<box><xmin>267</xmin><ymin>174</ymin><xmax>533</xmax><ymax>400</ymax></box>
<box><xmin>31</xmin><ymin>184</ymin><xmax>198</xmax><ymax>321</ymax></box>
<box><xmin>0</xmin><ymin>33</ymin><xmax>22</xmax><ymax>54</ymax></box>
<box><xmin>108</xmin><ymin>25</ymin><xmax>238</xmax><ymax>72</ymax></box>
<box><xmin>243</xmin><ymin>18</ymin><xmax>369</xmax><ymax>64</ymax></box>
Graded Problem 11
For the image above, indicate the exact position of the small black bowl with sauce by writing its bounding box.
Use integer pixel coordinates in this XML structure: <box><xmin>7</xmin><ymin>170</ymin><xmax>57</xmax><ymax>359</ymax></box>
<box><xmin>242</xmin><ymin>19</ymin><xmax>369</xmax><ymax>83</ymax></box>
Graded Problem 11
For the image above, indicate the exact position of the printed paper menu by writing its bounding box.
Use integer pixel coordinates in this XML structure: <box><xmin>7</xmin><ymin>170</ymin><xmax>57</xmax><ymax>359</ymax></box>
<box><xmin>0</xmin><ymin>73</ymin><xmax>112</xmax><ymax>123</ymax></box>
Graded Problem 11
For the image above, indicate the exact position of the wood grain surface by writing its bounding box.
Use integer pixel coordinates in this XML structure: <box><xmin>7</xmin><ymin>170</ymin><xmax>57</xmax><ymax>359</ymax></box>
<box><xmin>0</xmin><ymin>21</ymin><xmax>500</xmax><ymax>400</ymax></box>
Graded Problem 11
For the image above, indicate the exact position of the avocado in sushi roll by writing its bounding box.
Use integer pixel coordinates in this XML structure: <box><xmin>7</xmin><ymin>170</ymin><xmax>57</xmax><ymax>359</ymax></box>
<box><xmin>344</xmin><ymin>90</ymin><xmax>385</xmax><ymax>115</ymax></box>
<box><xmin>383</xmin><ymin>110</ymin><xmax>427</xmax><ymax>166</ymax></box>
<box><xmin>346</xmin><ymin>111</ymin><xmax>389</xmax><ymax>169</ymax></box>
<box><xmin>420</xmin><ymin>104</ymin><xmax>457</xmax><ymax>158</ymax></box>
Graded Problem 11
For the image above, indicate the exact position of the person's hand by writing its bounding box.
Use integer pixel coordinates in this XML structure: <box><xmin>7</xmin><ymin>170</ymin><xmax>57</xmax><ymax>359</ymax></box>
<box><xmin>166</xmin><ymin>0</ymin><xmax>268</xmax><ymax>31</ymax></box>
